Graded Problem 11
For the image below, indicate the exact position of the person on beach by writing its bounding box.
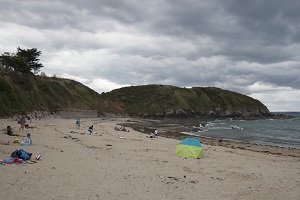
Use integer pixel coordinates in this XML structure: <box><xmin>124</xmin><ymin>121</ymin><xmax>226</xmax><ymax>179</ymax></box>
<box><xmin>7</xmin><ymin>126</ymin><xmax>21</xmax><ymax>136</ymax></box>
<box><xmin>7</xmin><ymin>125</ymin><xmax>13</xmax><ymax>136</ymax></box>
<box><xmin>25</xmin><ymin>124</ymin><xmax>35</xmax><ymax>129</ymax></box>
<box><xmin>88</xmin><ymin>125</ymin><xmax>93</xmax><ymax>134</ymax></box>
<box><xmin>27</xmin><ymin>115</ymin><xmax>31</xmax><ymax>122</ymax></box>
<box><xmin>149</xmin><ymin>132</ymin><xmax>155</xmax><ymax>138</ymax></box>
<box><xmin>21</xmin><ymin>133</ymin><xmax>32</xmax><ymax>146</ymax></box>
<box><xmin>18</xmin><ymin>115</ymin><xmax>26</xmax><ymax>131</ymax></box>
<box><xmin>76</xmin><ymin>118</ymin><xmax>80</xmax><ymax>129</ymax></box>
<box><xmin>148</xmin><ymin>129</ymin><xmax>158</xmax><ymax>138</ymax></box>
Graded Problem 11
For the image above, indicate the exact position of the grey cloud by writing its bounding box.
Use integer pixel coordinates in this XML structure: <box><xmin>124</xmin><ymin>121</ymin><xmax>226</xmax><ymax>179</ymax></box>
<box><xmin>1</xmin><ymin>0</ymin><xmax>300</xmax><ymax>110</ymax></box>
<box><xmin>2</xmin><ymin>0</ymin><xmax>298</xmax><ymax>64</ymax></box>
<box><xmin>223</xmin><ymin>0</ymin><xmax>300</xmax><ymax>44</ymax></box>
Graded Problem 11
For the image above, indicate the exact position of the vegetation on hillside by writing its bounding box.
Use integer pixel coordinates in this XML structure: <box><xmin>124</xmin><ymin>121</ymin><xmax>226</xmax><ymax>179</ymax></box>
<box><xmin>0</xmin><ymin>71</ymin><xmax>105</xmax><ymax>116</ymax></box>
<box><xmin>101</xmin><ymin>85</ymin><xmax>271</xmax><ymax>118</ymax></box>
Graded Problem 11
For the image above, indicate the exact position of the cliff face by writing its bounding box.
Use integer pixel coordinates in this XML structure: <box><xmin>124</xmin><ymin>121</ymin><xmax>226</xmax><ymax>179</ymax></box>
<box><xmin>101</xmin><ymin>85</ymin><xmax>271</xmax><ymax>118</ymax></box>
<box><xmin>0</xmin><ymin>72</ymin><xmax>271</xmax><ymax>118</ymax></box>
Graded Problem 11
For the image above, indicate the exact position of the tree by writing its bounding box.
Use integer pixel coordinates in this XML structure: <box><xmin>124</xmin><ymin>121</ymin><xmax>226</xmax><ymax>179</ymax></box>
<box><xmin>0</xmin><ymin>47</ymin><xmax>44</xmax><ymax>74</ymax></box>
<box><xmin>15</xmin><ymin>47</ymin><xmax>43</xmax><ymax>74</ymax></box>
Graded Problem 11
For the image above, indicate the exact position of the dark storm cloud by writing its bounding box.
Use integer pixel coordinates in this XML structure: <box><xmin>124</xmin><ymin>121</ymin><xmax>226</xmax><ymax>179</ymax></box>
<box><xmin>143</xmin><ymin>0</ymin><xmax>300</xmax><ymax>63</ymax></box>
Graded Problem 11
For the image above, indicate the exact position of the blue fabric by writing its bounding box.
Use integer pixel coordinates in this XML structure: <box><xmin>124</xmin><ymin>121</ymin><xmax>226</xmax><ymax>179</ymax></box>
<box><xmin>179</xmin><ymin>138</ymin><xmax>202</xmax><ymax>147</ymax></box>
<box><xmin>18</xmin><ymin>149</ymin><xmax>31</xmax><ymax>160</ymax></box>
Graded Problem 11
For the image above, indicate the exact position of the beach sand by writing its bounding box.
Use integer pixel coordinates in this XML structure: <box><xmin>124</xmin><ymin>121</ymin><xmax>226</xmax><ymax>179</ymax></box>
<box><xmin>0</xmin><ymin>117</ymin><xmax>299</xmax><ymax>200</ymax></box>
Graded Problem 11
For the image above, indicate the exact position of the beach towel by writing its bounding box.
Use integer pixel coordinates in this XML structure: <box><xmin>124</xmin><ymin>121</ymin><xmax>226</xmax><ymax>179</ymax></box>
<box><xmin>0</xmin><ymin>157</ymin><xmax>38</xmax><ymax>165</ymax></box>
<box><xmin>0</xmin><ymin>157</ymin><xmax>25</xmax><ymax>165</ymax></box>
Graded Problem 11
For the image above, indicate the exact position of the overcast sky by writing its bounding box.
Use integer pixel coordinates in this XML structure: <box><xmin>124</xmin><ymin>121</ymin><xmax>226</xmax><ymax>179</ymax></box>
<box><xmin>1</xmin><ymin>0</ymin><xmax>300</xmax><ymax>111</ymax></box>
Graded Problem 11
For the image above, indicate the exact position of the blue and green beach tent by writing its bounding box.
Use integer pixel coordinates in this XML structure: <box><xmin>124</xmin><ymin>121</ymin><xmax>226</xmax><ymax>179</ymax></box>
<box><xmin>176</xmin><ymin>138</ymin><xmax>204</xmax><ymax>159</ymax></box>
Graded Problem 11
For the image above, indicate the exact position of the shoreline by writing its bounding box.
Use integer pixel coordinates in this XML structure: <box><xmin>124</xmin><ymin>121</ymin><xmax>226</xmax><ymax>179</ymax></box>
<box><xmin>120</xmin><ymin>117</ymin><xmax>300</xmax><ymax>158</ymax></box>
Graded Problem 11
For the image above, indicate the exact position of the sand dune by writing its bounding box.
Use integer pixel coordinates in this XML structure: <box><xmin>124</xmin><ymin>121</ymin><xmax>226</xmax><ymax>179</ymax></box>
<box><xmin>1</xmin><ymin>117</ymin><xmax>299</xmax><ymax>200</ymax></box>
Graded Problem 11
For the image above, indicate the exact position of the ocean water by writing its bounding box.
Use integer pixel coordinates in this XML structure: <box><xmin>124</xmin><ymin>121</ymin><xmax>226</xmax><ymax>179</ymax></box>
<box><xmin>187</xmin><ymin>112</ymin><xmax>300</xmax><ymax>149</ymax></box>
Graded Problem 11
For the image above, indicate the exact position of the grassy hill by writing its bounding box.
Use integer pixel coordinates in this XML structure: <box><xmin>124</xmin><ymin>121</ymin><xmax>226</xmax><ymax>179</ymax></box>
<box><xmin>0</xmin><ymin>72</ymin><xmax>271</xmax><ymax>118</ymax></box>
<box><xmin>0</xmin><ymin>71</ymin><xmax>105</xmax><ymax>116</ymax></box>
<box><xmin>101</xmin><ymin>85</ymin><xmax>271</xmax><ymax>118</ymax></box>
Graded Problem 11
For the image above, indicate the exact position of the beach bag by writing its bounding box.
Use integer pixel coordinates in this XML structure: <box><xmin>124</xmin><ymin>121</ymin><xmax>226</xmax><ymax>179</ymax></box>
<box><xmin>11</xmin><ymin>149</ymin><xmax>32</xmax><ymax>160</ymax></box>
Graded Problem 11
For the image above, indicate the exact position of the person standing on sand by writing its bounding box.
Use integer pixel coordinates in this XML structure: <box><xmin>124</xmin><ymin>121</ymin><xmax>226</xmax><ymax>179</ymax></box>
<box><xmin>76</xmin><ymin>118</ymin><xmax>80</xmax><ymax>129</ymax></box>
<box><xmin>18</xmin><ymin>115</ymin><xmax>26</xmax><ymax>131</ymax></box>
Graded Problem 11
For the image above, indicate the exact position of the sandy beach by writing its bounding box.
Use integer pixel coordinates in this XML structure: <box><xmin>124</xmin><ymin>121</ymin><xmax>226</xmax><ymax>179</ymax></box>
<box><xmin>1</xmin><ymin>117</ymin><xmax>299</xmax><ymax>200</ymax></box>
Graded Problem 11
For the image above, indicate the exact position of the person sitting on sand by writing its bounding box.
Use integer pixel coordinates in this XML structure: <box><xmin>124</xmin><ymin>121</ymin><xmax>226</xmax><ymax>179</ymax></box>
<box><xmin>21</xmin><ymin>133</ymin><xmax>32</xmax><ymax>146</ymax></box>
<box><xmin>88</xmin><ymin>125</ymin><xmax>93</xmax><ymax>134</ymax></box>
<box><xmin>7</xmin><ymin>126</ymin><xmax>21</xmax><ymax>136</ymax></box>
<box><xmin>25</xmin><ymin>124</ymin><xmax>35</xmax><ymax>129</ymax></box>
<box><xmin>148</xmin><ymin>132</ymin><xmax>156</xmax><ymax>138</ymax></box>
<box><xmin>121</xmin><ymin>126</ymin><xmax>129</xmax><ymax>132</ymax></box>
<box><xmin>147</xmin><ymin>129</ymin><xmax>159</xmax><ymax>138</ymax></box>
<box><xmin>7</xmin><ymin>125</ymin><xmax>13</xmax><ymax>136</ymax></box>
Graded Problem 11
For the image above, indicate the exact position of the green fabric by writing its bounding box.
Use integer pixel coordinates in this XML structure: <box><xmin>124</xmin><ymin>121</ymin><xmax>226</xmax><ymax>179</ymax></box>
<box><xmin>176</xmin><ymin>144</ymin><xmax>204</xmax><ymax>159</ymax></box>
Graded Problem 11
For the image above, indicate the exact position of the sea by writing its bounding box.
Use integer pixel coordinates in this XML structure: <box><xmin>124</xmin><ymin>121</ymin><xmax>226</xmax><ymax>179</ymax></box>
<box><xmin>184</xmin><ymin>112</ymin><xmax>300</xmax><ymax>149</ymax></box>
